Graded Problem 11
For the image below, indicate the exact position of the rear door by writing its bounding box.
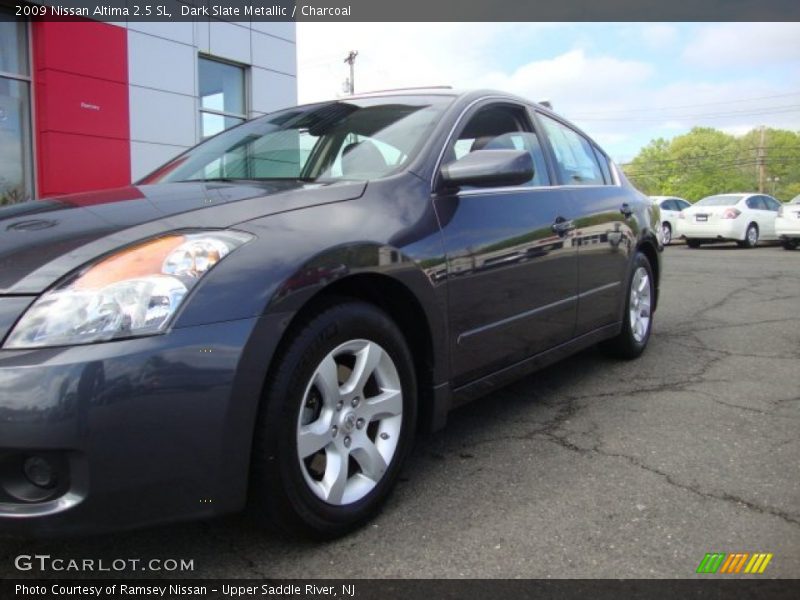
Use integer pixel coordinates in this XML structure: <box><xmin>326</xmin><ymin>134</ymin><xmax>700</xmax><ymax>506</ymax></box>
<box><xmin>760</xmin><ymin>196</ymin><xmax>781</xmax><ymax>239</ymax></box>
<box><xmin>534</xmin><ymin>111</ymin><xmax>635</xmax><ymax>336</ymax></box>
<box><xmin>746</xmin><ymin>196</ymin><xmax>773</xmax><ymax>238</ymax></box>
<box><xmin>433</xmin><ymin>101</ymin><xmax>579</xmax><ymax>386</ymax></box>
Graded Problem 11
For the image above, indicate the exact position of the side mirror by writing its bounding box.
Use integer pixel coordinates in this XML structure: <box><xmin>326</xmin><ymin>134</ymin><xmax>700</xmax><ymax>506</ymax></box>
<box><xmin>440</xmin><ymin>150</ymin><xmax>534</xmax><ymax>189</ymax></box>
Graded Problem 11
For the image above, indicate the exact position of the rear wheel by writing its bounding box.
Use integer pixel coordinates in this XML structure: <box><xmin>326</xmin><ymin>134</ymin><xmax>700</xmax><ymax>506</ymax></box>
<box><xmin>250</xmin><ymin>301</ymin><xmax>417</xmax><ymax>538</ymax></box>
<box><xmin>783</xmin><ymin>239</ymin><xmax>799</xmax><ymax>250</ymax></box>
<box><xmin>686</xmin><ymin>239</ymin><xmax>701</xmax><ymax>249</ymax></box>
<box><xmin>601</xmin><ymin>252</ymin><xmax>654</xmax><ymax>359</ymax></box>
<box><xmin>738</xmin><ymin>223</ymin><xmax>759</xmax><ymax>248</ymax></box>
<box><xmin>661</xmin><ymin>222</ymin><xmax>672</xmax><ymax>246</ymax></box>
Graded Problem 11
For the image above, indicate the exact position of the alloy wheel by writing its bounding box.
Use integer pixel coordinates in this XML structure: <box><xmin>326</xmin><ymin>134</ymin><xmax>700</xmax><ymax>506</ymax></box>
<box><xmin>747</xmin><ymin>225</ymin><xmax>759</xmax><ymax>247</ymax></box>
<box><xmin>629</xmin><ymin>266</ymin><xmax>652</xmax><ymax>343</ymax></box>
<box><xmin>296</xmin><ymin>340</ymin><xmax>403</xmax><ymax>505</ymax></box>
<box><xmin>661</xmin><ymin>223</ymin><xmax>672</xmax><ymax>245</ymax></box>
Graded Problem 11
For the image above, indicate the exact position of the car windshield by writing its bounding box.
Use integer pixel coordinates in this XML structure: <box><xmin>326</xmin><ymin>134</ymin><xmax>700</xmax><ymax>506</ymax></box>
<box><xmin>140</xmin><ymin>95</ymin><xmax>453</xmax><ymax>185</ymax></box>
<box><xmin>696</xmin><ymin>194</ymin><xmax>743</xmax><ymax>206</ymax></box>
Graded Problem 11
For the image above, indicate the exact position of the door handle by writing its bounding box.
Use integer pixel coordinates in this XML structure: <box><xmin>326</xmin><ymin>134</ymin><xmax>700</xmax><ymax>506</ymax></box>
<box><xmin>552</xmin><ymin>216</ymin><xmax>575</xmax><ymax>236</ymax></box>
<box><xmin>620</xmin><ymin>203</ymin><xmax>633</xmax><ymax>218</ymax></box>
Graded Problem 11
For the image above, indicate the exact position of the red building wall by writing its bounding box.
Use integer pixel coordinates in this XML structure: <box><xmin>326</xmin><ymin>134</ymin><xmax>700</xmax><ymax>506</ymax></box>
<box><xmin>32</xmin><ymin>20</ymin><xmax>131</xmax><ymax>197</ymax></box>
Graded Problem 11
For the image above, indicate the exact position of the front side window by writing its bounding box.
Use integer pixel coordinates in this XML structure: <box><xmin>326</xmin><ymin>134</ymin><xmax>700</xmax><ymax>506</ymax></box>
<box><xmin>142</xmin><ymin>95</ymin><xmax>453</xmax><ymax>184</ymax></box>
<box><xmin>444</xmin><ymin>104</ymin><xmax>549</xmax><ymax>187</ymax></box>
<box><xmin>0</xmin><ymin>11</ymin><xmax>33</xmax><ymax>205</ymax></box>
<box><xmin>537</xmin><ymin>113</ymin><xmax>604</xmax><ymax>186</ymax></box>
<box><xmin>199</xmin><ymin>57</ymin><xmax>246</xmax><ymax>139</ymax></box>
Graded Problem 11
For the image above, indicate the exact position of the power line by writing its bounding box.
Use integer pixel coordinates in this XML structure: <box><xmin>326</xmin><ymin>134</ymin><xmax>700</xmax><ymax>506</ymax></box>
<box><xmin>623</xmin><ymin>157</ymin><xmax>800</xmax><ymax>177</ymax></box>
<box><xmin>575</xmin><ymin>105</ymin><xmax>800</xmax><ymax>123</ymax></box>
<box><xmin>623</xmin><ymin>147</ymin><xmax>800</xmax><ymax>166</ymax></box>
<box><xmin>570</xmin><ymin>91</ymin><xmax>800</xmax><ymax>116</ymax></box>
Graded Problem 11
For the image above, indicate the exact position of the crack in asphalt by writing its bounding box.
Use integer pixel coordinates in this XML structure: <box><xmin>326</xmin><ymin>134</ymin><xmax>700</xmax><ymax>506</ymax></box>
<box><xmin>447</xmin><ymin>265</ymin><xmax>800</xmax><ymax>532</ymax></box>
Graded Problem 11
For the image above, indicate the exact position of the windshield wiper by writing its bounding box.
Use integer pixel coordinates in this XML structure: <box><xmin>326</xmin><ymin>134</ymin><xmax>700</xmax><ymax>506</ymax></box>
<box><xmin>177</xmin><ymin>177</ymin><xmax>318</xmax><ymax>183</ymax></box>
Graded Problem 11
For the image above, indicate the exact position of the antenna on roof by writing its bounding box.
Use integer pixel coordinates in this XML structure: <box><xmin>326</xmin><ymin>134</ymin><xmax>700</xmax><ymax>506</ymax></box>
<box><xmin>539</xmin><ymin>99</ymin><xmax>553</xmax><ymax>109</ymax></box>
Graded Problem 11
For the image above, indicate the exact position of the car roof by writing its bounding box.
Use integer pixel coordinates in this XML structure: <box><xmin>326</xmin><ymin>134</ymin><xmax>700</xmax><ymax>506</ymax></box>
<box><xmin>348</xmin><ymin>87</ymin><xmax>555</xmax><ymax>111</ymax></box>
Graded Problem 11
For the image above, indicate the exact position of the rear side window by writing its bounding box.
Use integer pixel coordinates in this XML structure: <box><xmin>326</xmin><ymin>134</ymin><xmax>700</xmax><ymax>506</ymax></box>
<box><xmin>592</xmin><ymin>145</ymin><xmax>614</xmax><ymax>185</ymax></box>
<box><xmin>676</xmin><ymin>199</ymin><xmax>691</xmax><ymax>210</ymax></box>
<box><xmin>746</xmin><ymin>197</ymin><xmax>760</xmax><ymax>209</ymax></box>
<box><xmin>763</xmin><ymin>196</ymin><xmax>781</xmax><ymax>211</ymax></box>
<box><xmin>537</xmin><ymin>113</ymin><xmax>604</xmax><ymax>185</ymax></box>
<box><xmin>661</xmin><ymin>200</ymin><xmax>677</xmax><ymax>211</ymax></box>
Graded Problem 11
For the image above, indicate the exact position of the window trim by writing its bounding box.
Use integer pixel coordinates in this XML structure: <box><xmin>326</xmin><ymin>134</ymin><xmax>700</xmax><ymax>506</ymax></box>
<box><xmin>0</xmin><ymin>15</ymin><xmax>36</xmax><ymax>201</ymax></box>
<box><xmin>197</xmin><ymin>54</ymin><xmax>249</xmax><ymax>141</ymax></box>
<box><xmin>591</xmin><ymin>143</ymin><xmax>613</xmax><ymax>186</ymax></box>
<box><xmin>432</xmin><ymin>98</ymin><xmax>552</xmax><ymax>192</ymax></box>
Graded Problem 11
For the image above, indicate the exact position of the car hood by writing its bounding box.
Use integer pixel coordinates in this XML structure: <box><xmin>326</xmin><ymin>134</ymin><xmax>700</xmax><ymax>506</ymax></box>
<box><xmin>0</xmin><ymin>180</ymin><xmax>366</xmax><ymax>294</ymax></box>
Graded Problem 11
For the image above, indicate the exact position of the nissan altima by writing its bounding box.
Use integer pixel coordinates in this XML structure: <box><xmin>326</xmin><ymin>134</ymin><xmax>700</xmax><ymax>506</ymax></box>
<box><xmin>0</xmin><ymin>89</ymin><xmax>661</xmax><ymax>538</ymax></box>
<box><xmin>650</xmin><ymin>196</ymin><xmax>690</xmax><ymax>245</ymax></box>
<box><xmin>678</xmin><ymin>193</ymin><xmax>781</xmax><ymax>248</ymax></box>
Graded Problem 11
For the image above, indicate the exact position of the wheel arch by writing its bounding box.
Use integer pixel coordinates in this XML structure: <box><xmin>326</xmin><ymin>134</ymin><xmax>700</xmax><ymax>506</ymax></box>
<box><xmin>636</xmin><ymin>236</ymin><xmax>660</xmax><ymax>314</ymax></box>
<box><xmin>262</xmin><ymin>244</ymin><xmax>449</xmax><ymax>434</ymax></box>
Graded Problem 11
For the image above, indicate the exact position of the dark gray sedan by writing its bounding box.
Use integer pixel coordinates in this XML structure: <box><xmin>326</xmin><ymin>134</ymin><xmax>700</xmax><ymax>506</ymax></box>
<box><xmin>0</xmin><ymin>89</ymin><xmax>661</xmax><ymax>538</ymax></box>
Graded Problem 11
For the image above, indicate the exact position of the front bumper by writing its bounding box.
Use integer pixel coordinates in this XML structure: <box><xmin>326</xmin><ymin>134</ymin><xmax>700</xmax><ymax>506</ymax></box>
<box><xmin>0</xmin><ymin>315</ymin><xmax>279</xmax><ymax>537</ymax></box>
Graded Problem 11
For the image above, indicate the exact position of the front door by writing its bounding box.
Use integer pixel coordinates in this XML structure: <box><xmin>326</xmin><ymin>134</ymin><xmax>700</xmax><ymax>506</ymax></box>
<box><xmin>433</xmin><ymin>102</ymin><xmax>579</xmax><ymax>387</ymax></box>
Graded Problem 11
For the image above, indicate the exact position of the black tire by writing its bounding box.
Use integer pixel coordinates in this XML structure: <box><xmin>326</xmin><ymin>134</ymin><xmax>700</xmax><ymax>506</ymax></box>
<box><xmin>662</xmin><ymin>223</ymin><xmax>672</xmax><ymax>246</ymax></box>
<box><xmin>686</xmin><ymin>239</ymin><xmax>701</xmax><ymax>249</ymax></box>
<box><xmin>782</xmin><ymin>239</ymin><xmax>799</xmax><ymax>250</ymax></box>
<box><xmin>601</xmin><ymin>252</ymin><xmax>654</xmax><ymax>359</ymax></box>
<box><xmin>250</xmin><ymin>300</ymin><xmax>417</xmax><ymax>539</ymax></box>
<box><xmin>740</xmin><ymin>223</ymin><xmax>759</xmax><ymax>248</ymax></box>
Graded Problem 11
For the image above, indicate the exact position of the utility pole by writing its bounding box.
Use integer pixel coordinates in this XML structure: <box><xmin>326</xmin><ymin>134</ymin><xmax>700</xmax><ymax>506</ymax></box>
<box><xmin>343</xmin><ymin>51</ymin><xmax>358</xmax><ymax>95</ymax></box>
<box><xmin>758</xmin><ymin>126</ymin><xmax>765</xmax><ymax>192</ymax></box>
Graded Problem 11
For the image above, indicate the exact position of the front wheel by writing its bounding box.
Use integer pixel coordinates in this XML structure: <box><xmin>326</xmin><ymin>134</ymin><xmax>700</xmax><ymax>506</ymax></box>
<box><xmin>250</xmin><ymin>301</ymin><xmax>417</xmax><ymax>538</ymax></box>
<box><xmin>601</xmin><ymin>252</ymin><xmax>654</xmax><ymax>359</ymax></box>
<box><xmin>783</xmin><ymin>239</ymin><xmax>799</xmax><ymax>250</ymax></box>
<box><xmin>686</xmin><ymin>239</ymin><xmax>701</xmax><ymax>249</ymax></box>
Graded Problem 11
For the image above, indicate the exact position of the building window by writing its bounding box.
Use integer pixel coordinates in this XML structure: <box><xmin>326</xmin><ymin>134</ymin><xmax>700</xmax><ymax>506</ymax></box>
<box><xmin>198</xmin><ymin>56</ymin><xmax>246</xmax><ymax>140</ymax></box>
<box><xmin>0</xmin><ymin>11</ymin><xmax>33</xmax><ymax>205</ymax></box>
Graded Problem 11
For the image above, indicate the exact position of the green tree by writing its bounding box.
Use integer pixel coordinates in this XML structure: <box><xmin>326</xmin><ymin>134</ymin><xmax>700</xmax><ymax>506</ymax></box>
<box><xmin>623</xmin><ymin>126</ymin><xmax>800</xmax><ymax>202</ymax></box>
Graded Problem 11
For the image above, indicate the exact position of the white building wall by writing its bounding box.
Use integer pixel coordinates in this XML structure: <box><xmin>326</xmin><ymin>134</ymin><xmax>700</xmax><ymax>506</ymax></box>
<box><xmin>123</xmin><ymin>20</ymin><xmax>297</xmax><ymax>180</ymax></box>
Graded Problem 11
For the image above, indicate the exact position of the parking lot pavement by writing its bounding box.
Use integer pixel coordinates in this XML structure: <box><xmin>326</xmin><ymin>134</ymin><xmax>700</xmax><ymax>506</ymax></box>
<box><xmin>1</xmin><ymin>244</ymin><xmax>798</xmax><ymax>579</ymax></box>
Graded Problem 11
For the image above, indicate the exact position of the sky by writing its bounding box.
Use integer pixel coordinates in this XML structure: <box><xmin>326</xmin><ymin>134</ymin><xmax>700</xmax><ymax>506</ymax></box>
<box><xmin>296</xmin><ymin>22</ymin><xmax>800</xmax><ymax>163</ymax></box>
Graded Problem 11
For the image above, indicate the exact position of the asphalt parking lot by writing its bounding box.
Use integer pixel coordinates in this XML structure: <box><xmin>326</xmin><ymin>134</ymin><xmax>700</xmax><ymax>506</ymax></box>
<box><xmin>1</xmin><ymin>244</ymin><xmax>798</xmax><ymax>579</ymax></box>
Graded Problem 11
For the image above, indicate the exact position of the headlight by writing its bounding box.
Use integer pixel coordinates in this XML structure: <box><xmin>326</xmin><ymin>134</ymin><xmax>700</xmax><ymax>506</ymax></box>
<box><xmin>3</xmin><ymin>231</ymin><xmax>252</xmax><ymax>349</ymax></box>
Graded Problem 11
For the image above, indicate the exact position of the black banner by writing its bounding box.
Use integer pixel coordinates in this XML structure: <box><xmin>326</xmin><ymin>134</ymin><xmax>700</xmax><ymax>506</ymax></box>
<box><xmin>3</xmin><ymin>579</ymin><xmax>800</xmax><ymax>600</ymax></box>
<box><xmin>4</xmin><ymin>0</ymin><xmax>800</xmax><ymax>22</ymax></box>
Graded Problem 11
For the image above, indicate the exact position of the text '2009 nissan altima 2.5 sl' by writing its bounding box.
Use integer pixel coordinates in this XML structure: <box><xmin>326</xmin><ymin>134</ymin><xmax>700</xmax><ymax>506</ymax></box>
<box><xmin>0</xmin><ymin>89</ymin><xmax>661</xmax><ymax>538</ymax></box>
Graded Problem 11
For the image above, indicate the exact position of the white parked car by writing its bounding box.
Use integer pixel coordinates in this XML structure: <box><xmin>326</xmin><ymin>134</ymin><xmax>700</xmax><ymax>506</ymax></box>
<box><xmin>678</xmin><ymin>193</ymin><xmax>781</xmax><ymax>248</ymax></box>
<box><xmin>775</xmin><ymin>194</ymin><xmax>800</xmax><ymax>250</ymax></box>
<box><xmin>650</xmin><ymin>196</ymin><xmax>691</xmax><ymax>245</ymax></box>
